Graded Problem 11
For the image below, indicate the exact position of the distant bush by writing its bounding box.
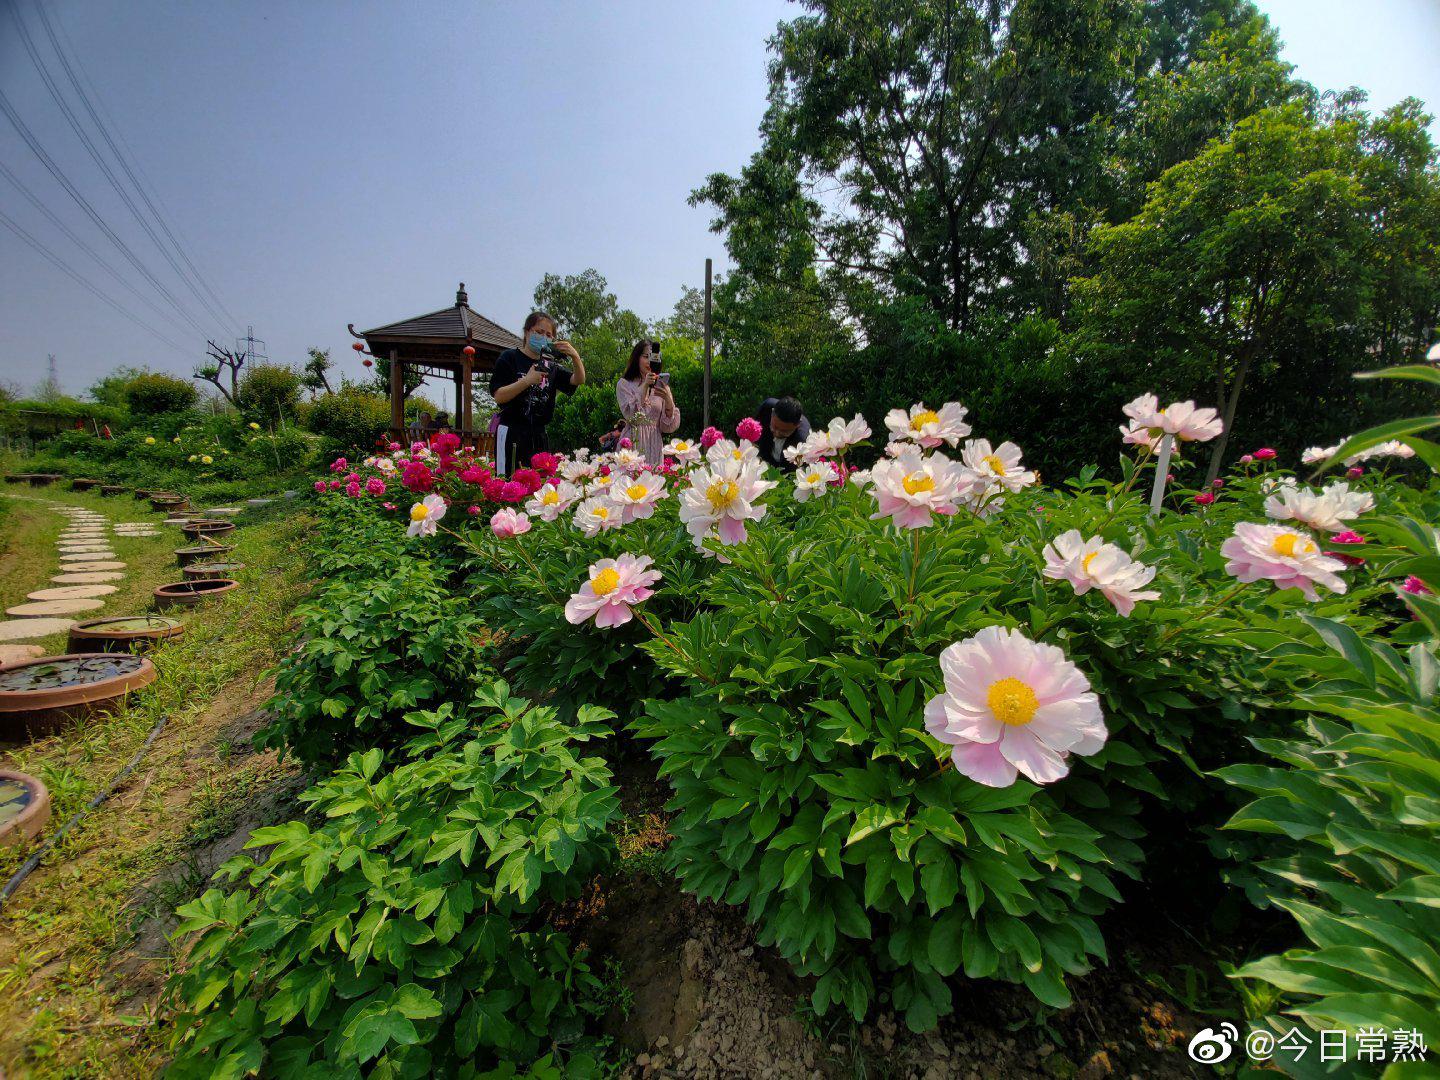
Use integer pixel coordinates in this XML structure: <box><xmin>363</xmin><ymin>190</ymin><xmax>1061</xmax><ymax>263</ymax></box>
<box><xmin>307</xmin><ymin>387</ymin><xmax>391</xmax><ymax>456</ymax></box>
<box><xmin>237</xmin><ymin>364</ymin><xmax>302</xmax><ymax>425</ymax></box>
<box><xmin>124</xmin><ymin>373</ymin><xmax>197</xmax><ymax>417</ymax></box>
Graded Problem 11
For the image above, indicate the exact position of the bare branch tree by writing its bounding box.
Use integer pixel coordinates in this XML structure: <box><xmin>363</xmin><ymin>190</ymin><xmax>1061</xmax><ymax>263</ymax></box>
<box><xmin>196</xmin><ymin>339</ymin><xmax>244</xmax><ymax>406</ymax></box>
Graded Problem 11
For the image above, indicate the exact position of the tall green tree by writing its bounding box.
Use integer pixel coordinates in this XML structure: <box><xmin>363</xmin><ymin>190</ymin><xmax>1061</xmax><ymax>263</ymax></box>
<box><xmin>1073</xmin><ymin>103</ymin><xmax>1440</xmax><ymax>482</ymax></box>
<box><xmin>532</xmin><ymin>269</ymin><xmax>619</xmax><ymax>338</ymax></box>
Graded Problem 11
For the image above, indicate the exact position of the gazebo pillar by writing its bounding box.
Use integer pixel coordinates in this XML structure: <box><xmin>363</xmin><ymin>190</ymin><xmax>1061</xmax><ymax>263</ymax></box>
<box><xmin>461</xmin><ymin>354</ymin><xmax>474</xmax><ymax>435</ymax></box>
<box><xmin>389</xmin><ymin>349</ymin><xmax>403</xmax><ymax>437</ymax></box>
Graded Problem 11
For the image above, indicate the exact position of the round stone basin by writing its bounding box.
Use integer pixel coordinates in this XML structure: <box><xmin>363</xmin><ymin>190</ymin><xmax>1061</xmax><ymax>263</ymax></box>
<box><xmin>0</xmin><ymin>653</ymin><xmax>157</xmax><ymax>739</ymax></box>
<box><xmin>180</xmin><ymin>520</ymin><xmax>236</xmax><ymax>539</ymax></box>
<box><xmin>153</xmin><ymin>579</ymin><xmax>238</xmax><ymax>609</ymax></box>
<box><xmin>182</xmin><ymin>561</ymin><xmax>246</xmax><ymax>581</ymax></box>
<box><xmin>100</xmin><ymin>485</ymin><xmax>126</xmax><ymax>496</ymax></box>
<box><xmin>149</xmin><ymin>495</ymin><xmax>188</xmax><ymax>511</ymax></box>
<box><xmin>27</xmin><ymin>474</ymin><xmax>61</xmax><ymax>487</ymax></box>
<box><xmin>70</xmin><ymin>478</ymin><xmax>102</xmax><ymax>491</ymax></box>
<box><xmin>175</xmin><ymin>544</ymin><xmax>234</xmax><ymax>567</ymax></box>
<box><xmin>0</xmin><ymin>769</ymin><xmax>51</xmax><ymax>847</ymax></box>
<box><xmin>69</xmin><ymin>615</ymin><xmax>185</xmax><ymax>654</ymax></box>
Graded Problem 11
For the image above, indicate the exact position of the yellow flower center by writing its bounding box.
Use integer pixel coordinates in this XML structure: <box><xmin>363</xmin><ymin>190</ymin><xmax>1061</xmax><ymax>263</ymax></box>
<box><xmin>593</xmin><ymin>506</ymin><xmax>610</xmax><ymax>520</ymax></box>
<box><xmin>591</xmin><ymin>567</ymin><xmax>620</xmax><ymax>596</ymax></box>
<box><xmin>409</xmin><ymin>504</ymin><xmax>429</xmax><ymax>523</ymax></box>
<box><xmin>902</xmin><ymin>472</ymin><xmax>934</xmax><ymax>495</ymax></box>
<box><xmin>910</xmin><ymin>410</ymin><xmax>939</xmax><ymax>430</ymax></box>
<box><xmin>542</xmin><ymin>489</ymin><xmax>559</xmax><ymax>505</ymax></box>
<box><xmin>987</xmin><ymin>678</ymin><xmax>1039</xmax><ymax>726</ymax></box>
<box><xmin>731</xmin><ymin>448</ymin><xmax>744</xmax><ymax>459</ymax></box>
<box><xmin>983</xmin><ymin>455</ymin><xmax>1007</xmax><ymax>476</ymax></box>
<box><xmin>707</xmin><ymin>479</ymin><xmax>740</xmax><ymax>511</ymax></box>
<box><xmin>806</xmin><ymin>472</ymin><xmax>821</xmax><ymax>484</ymax></box>
<box><xmin>625</xmin><ymin>483</ymin><xmax>648</xmax><ymax>500</ymax></box>
<box><xmin>676</xmin><ymin>441</ymin><xmax>689</xmax><ymax>451</ymax></box>
<box><xmin>1272</xmin><ymin>532</ymin><xmax>1314</xmax><ymax>558</ymax></box>
<box><xmin>1082</xmin><ymin>551</ymin><xmax>1100</xmax><ymax>573</ymax></box>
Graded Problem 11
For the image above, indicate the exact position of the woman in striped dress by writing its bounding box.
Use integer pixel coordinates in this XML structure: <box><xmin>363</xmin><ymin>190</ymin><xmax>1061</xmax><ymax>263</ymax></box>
<box><xmin>616</xmin><ymin>340</ymin><xmax>680</xmax><ymax>466</ymax></box>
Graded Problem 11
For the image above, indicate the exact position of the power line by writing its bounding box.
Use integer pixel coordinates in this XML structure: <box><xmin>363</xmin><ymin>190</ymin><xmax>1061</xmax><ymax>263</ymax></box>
<box><xmin>29</xmin><ymin>0</ymin><xmax>244</xmax><ymax>333</ymax></box>
<box><xmin>0</xmin><ymin>206</ymin><xmax>195</xmax><ymax>357</ymax></box>
<box><xmin>0</xmin><ymin>83</ymin><xmax>213</xmax><ymax>339</ymax></box>
<box><xmin>4</xmin><ymin>0</ymin><xmax>234</xmax><ymax>335</ymax></box>
<box><xmin>0</xmin><ymin>159</ymin><xmax>202</xmax><ymax>342</ymax></box>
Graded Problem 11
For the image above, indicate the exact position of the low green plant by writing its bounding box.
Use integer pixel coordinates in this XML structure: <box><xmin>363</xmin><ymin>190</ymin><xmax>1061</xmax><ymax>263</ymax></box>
<box><xmin>166</xmin><ymin>685</ymin><xmax>622</xmax><ymax>1078</ymax></box>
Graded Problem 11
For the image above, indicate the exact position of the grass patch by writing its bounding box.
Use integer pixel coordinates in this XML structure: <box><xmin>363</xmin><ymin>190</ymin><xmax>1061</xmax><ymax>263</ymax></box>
<box><xmin>0</xmin><ymin>502</ymin><xmax>313</xmax><ymax>1078</ymax></box>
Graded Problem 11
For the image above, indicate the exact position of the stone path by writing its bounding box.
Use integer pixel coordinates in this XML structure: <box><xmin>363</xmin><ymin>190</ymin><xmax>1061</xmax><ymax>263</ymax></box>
<box><xmin>0</xmin><ymin>499</ymin><xmax>136</xmax><ymax>649</ymax></box>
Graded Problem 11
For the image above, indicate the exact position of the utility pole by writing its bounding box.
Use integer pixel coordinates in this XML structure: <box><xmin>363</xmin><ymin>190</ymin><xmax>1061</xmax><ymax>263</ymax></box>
<box><xmin>703</xmin><ymin>258</ymin><xmax>713</xmax><ymax>429</ymax></box>
<box><xmin>235</xmin><ymin>325</ymin><xmax>268</xmax><ymax>365</ymax></box>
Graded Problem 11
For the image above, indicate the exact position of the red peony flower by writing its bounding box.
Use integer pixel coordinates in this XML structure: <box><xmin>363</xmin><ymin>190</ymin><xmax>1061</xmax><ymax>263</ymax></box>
<box><xmin>1194</xmin><ymin>491</ymin><xmax>1215</xmax><ymax>506</ymax></box>
<box><xmin>511</xmin><ymin>468</ymin><xmax>544</xmax><ymax>494</ymax></box>
<box><xmin>499</xmin><ymin>481</ymin><xmax>527</xmax><ymax>503</ymax></box>
<box><xmin>530</xmin><ymin>451</ymin><xmax>560</xmax><ymax>476</ymax></box>
<box><xmin>736</xmin><ymin>417</ymin><xmax>763</xmax><ymax>443</ymax></box>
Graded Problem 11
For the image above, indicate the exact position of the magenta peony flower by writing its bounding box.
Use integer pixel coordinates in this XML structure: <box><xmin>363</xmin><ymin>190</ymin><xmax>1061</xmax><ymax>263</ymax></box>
<box><xmin>313</xmin><ymin>480</ymin><xmax>327</xmax><ymax>493</ymax></box>
<box><xmin>1402</xmin><ymin>575</ymin><xmax>1433</xmax><ymax>596</ymax></box>
<box><xmin>564</xmin><ymin>554</ymin><xmax>661</xmax><ymax>628</ymax></box>
<box><xmin>401</xmin><ymin>461</ymin><xmax>435</xmax><ymax>493</ymax></box>
<box><xmin>328</xmin><ymin>479</ymin><xmax>343</xmax><ymax>490</ymax></box>
<box><xmin>466</xmin><ymin>505</ymin><xmax>481</xmax><ymax>516</ymax></box>
<box><xmin>924</xmin><ymin>626</ymin><xmax>1106</xmax><ymax>788</ymax></box>
<box><xmin>387</xmin><ymin>442</ymin><xmax>402</xmax><ymax>452</ymax></box>
<box><xmin>498</xmin><ymin>481</ymin><xmax>527</xmax><ymax>503</ymax></box>
<box><xmin>431</xmin><ymin>432</ymin><xmax>461</xmax><ymax>454</ymax></box>
<box><xmin>460</xmin><ymin>465</ymin><xmax>489</xmax><ymax>485</ymax></box>
<box><xmin>1194</xmin><ymin>491</ymin><xmax>1215</xmax><ymax>506</ymax></box>
<box><xmin>1212</xmin><ymin>479</ymin><xmax>1224</xmax><ymax>489</ymax></box>
<box><xmin>700</xmin><ymin>426</ymin><xmax>723</xmax><ymax>450</ymax></box>
<box><xmin>1239</xmin><ymin>454</ymin><xmax>1254</xmax><ymax>465</ymax></box>
<box><xmin>1253</xmin><ymin>447</ymin><xmax>1277</xmax><ymax>460</ymax></box>
<box><xmin>345</xmin><ymin>472</ymin><xmax>359</xmax><ymax>483</ymax></box>
<box><xmin>365</xmin><ymin>477</ymin><xmax>386</xmax><ymax>496</ymax></box>
<box><xmin>736</xmin><ymin>417</ymin><xmax>763</xmax><ymax>443</ymax></box>
<box><xmin>329</xmin><ymin>457</ymin><xmax>348</xmax><ymax>473</ymax></box>
<box><xmin>1347</xmin><ymin>466</ymin><xmax>1365</xmax><ymax>479</ymax></box>
<box><xmin>490</xmin><ymin>508</ymin><xmax>532</xmax><ymax>538</ymax></box>
<box><xmin>345</xmin><ymin>481</ymin><xmax>361</xmax><ymax>498</ymax></box>
<box><xmin>530</xmin><ymin>451</ymin><xmax>560</xmax><ymax>476</ymax></box>
<box><xmin>1327</xmin><ymin>531</ymin><xmax>1366</xmax><ymax>566</ymax></box>
<box><xmin>481</xmin><ymin>477</ymin><xmax>506</xmax><ymax>501</ymax></box>
<box><xmin>618</xmin><ymin>437</ymin><xmax>632</xmax><ymax>450</ymax></box>
<box><xmin>511</xmin><ymin>468</ymin><xmax>544</xmax><ymax>495</ymax></box>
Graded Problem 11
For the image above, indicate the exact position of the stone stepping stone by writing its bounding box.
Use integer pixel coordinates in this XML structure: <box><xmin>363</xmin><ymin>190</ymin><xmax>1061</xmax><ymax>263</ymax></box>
<box><xmin>205</xmin><ymin>507</ymin><xmax>241</xmax><ymax>516</ymax></box>
<box><xmin>161</xmin><ymin>518</ymin><xmax>192</xmax><ymax>526</ymax></box>
<box><xmin>58</xmin><ymin>544</ymin><xmax>113</xmax><ymax>553</ymax></box>
<box><xmin>0</xmin><ymin>617</ymin><xmax>75</xmax><ymax>642</ymax></box>
<box><xmin>246</xmin><ymin>498</ymin><xmax>273</xmax><ymax>506</ymax></box>
<box><xmin>59</xmin><ymin>560</ymin><xmax>125</xmax><ymax>572</ymax></box>
<box><xmin>52</xmin><ymin>572</ymin><xmax>125</xmax><ymax>584</ymax></box>
<box><xmin>0</xmin><ymin>643</ymin><xmax>45</xmax><ymax>664</ymax></box>
<box><xmin>28</xmin><ymin>585</ymin><xmax>118</xmax><ymax>600</ymax></box>
<box><xmin>6</xmin><ymin>598</ymin><xmax>104</xmax><ymax>617</ymax></box>
<box><xmin>60</xmin><ymin>551</ymin><xmax>117</xmax><ymax>561</ymax></box>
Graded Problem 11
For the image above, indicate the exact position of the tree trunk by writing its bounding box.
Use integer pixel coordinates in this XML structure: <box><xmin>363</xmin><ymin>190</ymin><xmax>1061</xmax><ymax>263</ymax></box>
<box><xmin>1205</xmin><ymin>351</ymin><xmax>1254</xmax><ymax>486</ymax></box>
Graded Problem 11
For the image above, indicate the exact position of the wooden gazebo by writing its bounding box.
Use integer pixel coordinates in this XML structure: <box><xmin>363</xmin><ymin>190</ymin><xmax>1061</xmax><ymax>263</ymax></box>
<box><xmin>349</xmin><ymin>283</ymin><xmax>520</xmax><ymax>452</ymax></box>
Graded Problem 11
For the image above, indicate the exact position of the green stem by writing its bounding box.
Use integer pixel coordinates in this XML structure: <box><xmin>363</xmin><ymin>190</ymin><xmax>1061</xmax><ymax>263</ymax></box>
<box><xmin>1159</xmin><ymin>581</ymin><xmax>1250</xmax><ymax>644</ymax></box>
<box><xmin>634</xmin><ymin>607</ymin><xmax>715</xmax><ymax>685</ymax></box>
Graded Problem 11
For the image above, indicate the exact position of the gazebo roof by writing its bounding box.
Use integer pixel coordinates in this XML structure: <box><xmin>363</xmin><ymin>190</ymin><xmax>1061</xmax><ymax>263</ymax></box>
<box><xmin>357</xmin><ymin>284</ymin><xmax>521</xmax><ymax>357</ymax></box>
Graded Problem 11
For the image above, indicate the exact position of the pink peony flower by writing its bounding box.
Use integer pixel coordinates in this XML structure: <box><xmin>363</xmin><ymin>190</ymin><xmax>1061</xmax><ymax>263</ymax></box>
<box><xmin>498</xmin><ymin>481</ymin><xmax>527</xmax><ymax>503</ymax></box>
<box><xmin>678</xmin><ymin>458</ymin><xmax>776</xmax><ymax>548</ymax></box>
<box><xmin>345</xmin><ymin>481</ymin><xmax>361</xmax><ymax>498</ymax></box>
<box><xmin>431</xmin><ymin>432</ymin><xmax>461</xmax><ymax>454</ymax></box>
<box><xmin>1264</xmin><ymin>481</ymin><xmax>1374</xmax><ymax>533</ymax></box>
<box><xmin>1327</xmin><ymin>531</ymin><xmax>1366</xmax><ymax>567</ymax></box>
<box><xmin>1253</xmin><ymin>447</ymin><xmax>1277</xmax><ymax>460</ymax></box>
<box><xmin>869</xmin><ymin>446</ymin><xmax>966</xmax><ymax>528</ymax></box>
<box><xmin>460</xmin><ymin>465</ymin><xmax>490</xmax><ymax>485</ymax></box>
<box><xmin>525</xmin><ymin>480</ymin><xmax>580</xmax><ymax>522</ymax></box>
<box><xmin>387</xmin><ymin>442</ymin><xmax>401</xmax><ymax>452</ymax></box>
<box><xmin>884</xmin><ymin>403</ymin><xmax>971</xmax><ymax>449</ymax></box>
<box><xmin>699</xmin><ymin>426</ymin><xmax>723</xmax><ymax>450</ymax></box>
<box><xmin>313</xmin><ymin>480</ymin><xmax>327</xmax><ymax>493</ymax></box>
<box><xmin>1042</xmin><ymin>531</ymin><xmax>1159</xmax><ymax>617</ymax></box>
<box><xmin>564</xmin><ymin>554</ymin><xmax>661</xmax><ymax>628</ymax></box>
<box><xmin>365</xmin><ymin>477</ymin><xmax>386</xmax><ymax>496</ymax></box>
<box><xmin>924</xmin><ymin>626</ymin><xmax>1106</xmax><ymax>788</ymax></box>
<box><xmin>329</xmin><ymin>457</ymin><xmax>348</xmax><ymax>473</ymax></box>
<box><xmin>1239</xmin><ymin>454</ymin><xmax>1254</xmax><ymax>465</ymax></box>
<box><xmin>382</xmin><ymin>502</ymin><xmax>396</xmax><ymax>511</ymax></box>
<box><xmin>1212</xmin><ymin>479</ymin><xmax>1225</xmax><ymax>489</ymax></box>
<box><xmin>1347</xmin><ymin>466</ymin><xmax>1365</xmax><ymax>479</ymax></box>
<box><xmin>481</xmin><ymin>477</ymin><xmax>506</xmax><ymax>501</ymax></box>
<box><xmin>490</xmin><ymin>508</ymin><xmax>532</xmax><ymax>538</ymax></box>
<box><xmin>618</xmin><ymin>437</ymin><xmax>633</xmax><ymax>450</ymax></box>
<box><xmin>736</xmin><ymin>417</ymin><xmax>764</xmax><ymax>443</ymax></box>
<box><xmin>1402</xmin><ymin>575</ymin><xmax>1433</xmax><ymax>596</ymax></box>
<box><xmin>401</xmin><ymin>461</ymin><xmax>435</xmax><ymax>493</ymax></box>
<box><xmin>345</xmin><ymin>472</ymin><xmax>359</xmax><ymax>483</ymax></box>
<box><xmin>1221</xmin><ymin>522</ymin><xmax>1347</xmax><ymax>600</ymax></box>
<box><xmin>328</xmin><ymin>479</ymin><xmax>343</xmax><ymax>490</ymax></box>
<box><xmin>1122</xmin><ymin>395</ymin><xmax>1224</xmax><ymax>443</ymax></box>
<box><xmin>1194</xmin><ymin>491</ymin><xmax>1215</xmax><ymax>506</ymax></box>
<box><xmin>609</xmin><ymin>471</ymin><xmax>668</xmax><ymax>524</ymax></box>
<box><xmin>467</xmin><ymin>505</ymin><xmax>481</xmax><ymax>516</ymax></box>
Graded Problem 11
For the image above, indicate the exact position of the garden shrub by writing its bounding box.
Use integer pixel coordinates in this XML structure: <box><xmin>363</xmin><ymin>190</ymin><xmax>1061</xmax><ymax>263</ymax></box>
<box><xmin>124</xmin><ymin>372</ymin><xmax>198</xmax><ymax>416</ymax></box>
<box><xmin>167</xmin><ymin>685</ymin><xmax>622</xmax><ymax>1078</ymax></box>
<box><xmin>256</xmin><ymin>528</ymin><xmax>489</xmax><ymax>769</ymax></box>
<box><xmin>307</xmin><ymin>387</ymin><xmax>392</xmax><ymax>457</ymax></box>
<box><xmin>238</xmin><ymin>363</ymin><xmax>303</xmax><ymax>426</ymax></box>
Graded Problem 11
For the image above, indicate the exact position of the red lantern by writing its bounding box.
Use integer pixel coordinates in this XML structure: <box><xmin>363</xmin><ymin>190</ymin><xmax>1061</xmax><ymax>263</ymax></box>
<box><xmin>363</xmin><ymin>359</ymin><xmax>373</xmax><ymax>368</ymax></box>
<box><xmin>352</xmin><ymin>342</ymin><xmax>364</xmax><ymax>352</ymax></box>
<box><xmin>463</xmin><ymin>345</ymin><xmax>476</xmax><ymax>357</ymax></box>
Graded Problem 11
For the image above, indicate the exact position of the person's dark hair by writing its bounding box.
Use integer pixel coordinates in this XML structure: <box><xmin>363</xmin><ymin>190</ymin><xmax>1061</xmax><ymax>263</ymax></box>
<box><xmin>622</xmin><ymin>340</ymin><xmax>657</xmax><ymax>382</ymax></box>
<box><xmin>435</xmin><ymin>411</ymin><xmax>450</xmax><ymax>426</ymax></box>
<box><xmin>774</xmin><ymin>397</ymin><xmax>803</xmax><ymax>425</ymax></box>
<box><xmin>522</xmin><ymin>311</ymin><xmax>555</xmax><ymax>335</ymax></box>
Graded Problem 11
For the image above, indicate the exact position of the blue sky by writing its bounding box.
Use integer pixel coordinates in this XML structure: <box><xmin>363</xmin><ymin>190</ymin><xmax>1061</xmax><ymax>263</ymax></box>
<box><xmin>1</xmin><ymin>0</ymin><xmax>1437</xmax><ymax>397</ymax></box>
